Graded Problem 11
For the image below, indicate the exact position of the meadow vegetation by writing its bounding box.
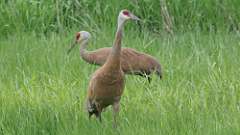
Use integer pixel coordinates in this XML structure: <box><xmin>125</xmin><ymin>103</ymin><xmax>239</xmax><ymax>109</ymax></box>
<box><xmin>0</xmin><ymin>0</ymin><xmax>240</xmax><ymax>135</ymax></box>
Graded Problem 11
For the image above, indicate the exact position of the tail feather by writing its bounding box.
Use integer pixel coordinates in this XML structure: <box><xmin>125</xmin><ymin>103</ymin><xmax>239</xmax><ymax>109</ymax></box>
<box><xmin>86</xmin><ymin>99</ymin><xmax>100</xmax><ymax>119</ymax></box>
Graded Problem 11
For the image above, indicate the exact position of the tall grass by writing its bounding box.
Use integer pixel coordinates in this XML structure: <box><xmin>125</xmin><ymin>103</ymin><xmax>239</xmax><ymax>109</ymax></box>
<box><xmin>1</xmin><ymin>0</ymin><xmax>240</xmax><ymax>36</ymax></box>
<box><xmin>0</xmin><ymin>29</ymin><xmax>240</xmax><ymax>134</ymax></box>
<box><xmin>1</xmin><ymin>0</ymin><xmax>240</xmax><ymax>134</ymax></box>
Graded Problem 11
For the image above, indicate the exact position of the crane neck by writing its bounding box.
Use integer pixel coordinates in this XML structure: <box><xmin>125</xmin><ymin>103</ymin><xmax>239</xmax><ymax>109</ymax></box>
<box><xmin>79</xmin><ymin>39</ymin><xmax>91</xmax><ymax>62</ymax></box>
<box><xmin>110</xmin><ymin>17</ymin><xmax>126</xmax><ymax>57</ymax></box>
<box><xmin>117</xmin><ymin>17</ymin><xmax>125</xmax><ymax>33</ymax></box>
<box><xmin>104</xmin><ymin>17</ymin><xmax>126</xmax><ymax>70</ymax></box>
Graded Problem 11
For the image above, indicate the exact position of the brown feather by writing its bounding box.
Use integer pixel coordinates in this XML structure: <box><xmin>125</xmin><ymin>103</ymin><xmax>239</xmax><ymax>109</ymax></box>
<box><xmin>81</xmin><ymin>47</ymin><xmax>162</xmax><ymax>79</ymax></box>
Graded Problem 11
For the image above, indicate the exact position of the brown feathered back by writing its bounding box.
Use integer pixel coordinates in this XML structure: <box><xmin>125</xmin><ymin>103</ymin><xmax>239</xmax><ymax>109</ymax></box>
<box><xmin>81</xmin><ymin>47</ymin><xmax>162</xmax><ymax>79</ymax></box>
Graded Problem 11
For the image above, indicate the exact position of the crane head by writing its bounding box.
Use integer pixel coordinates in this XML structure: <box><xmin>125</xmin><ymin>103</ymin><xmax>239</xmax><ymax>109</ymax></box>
<box><xmin>67</xmin><ymin>31</ymin><xmax>91</xmax><ymax>54</ymax></box>
<box><xmin>119</xmin><ymin>9</ymin><xmax>140</xmax><ymax>21</ymax></box>
<box><xmin>75</xmin><ymin>31</ymin><xmax>91</xmax><ymax>43</ymax></box>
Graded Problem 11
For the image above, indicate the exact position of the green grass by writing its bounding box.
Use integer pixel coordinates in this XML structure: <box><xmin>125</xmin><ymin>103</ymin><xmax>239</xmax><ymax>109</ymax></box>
<box><xmin>1</xmin><ymin>1</ymin><xmax>240</xmax><ymax>134</ymax></box>
<box><xmin>1</xmin><ymin>0</ymin><xmax>240</xmax><ymax>36</ymax></box>
<box><xmin>0</xmin><ymin>28</ymin><xmax>240</xmax><ymax>134</ymax></box>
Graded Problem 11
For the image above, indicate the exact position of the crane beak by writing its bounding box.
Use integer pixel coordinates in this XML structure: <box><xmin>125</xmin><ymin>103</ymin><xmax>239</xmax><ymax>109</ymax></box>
<box><xmin>130</xmin><ymin>13</ymin><xmax>140</xmax><ymax>21</ymax></box>
<box><xmin>67</xmin><ymin>41</ymin><xmax>77</xmax><ymax>54</ymax></box>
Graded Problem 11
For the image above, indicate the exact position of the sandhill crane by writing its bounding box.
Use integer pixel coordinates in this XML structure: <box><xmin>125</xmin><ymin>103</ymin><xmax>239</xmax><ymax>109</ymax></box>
<box><xmin>85</xmin><ymin>10</ymin><xmax>140</xmax><ymax>127</ymax></box>
<box><xmin>68</xmin><ymin>33</ymin><xmax>162</xmax><ymax>83</ymax></box>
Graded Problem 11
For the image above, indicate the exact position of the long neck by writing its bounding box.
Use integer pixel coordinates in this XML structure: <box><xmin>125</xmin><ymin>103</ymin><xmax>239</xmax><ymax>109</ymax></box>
<box><xmin>79</xmin><ymin>39</ymin><xmax>92</xmax><ymax>64</ymax></box>
<box><xmin>104</xmin><ymin>17</ymin><xmax>125</xmax><ymax>69</ymax></box>
<box><xmin>112</xmin><ymin>19</ymin><xmax>124</xmax><ymax>56</ymax></box>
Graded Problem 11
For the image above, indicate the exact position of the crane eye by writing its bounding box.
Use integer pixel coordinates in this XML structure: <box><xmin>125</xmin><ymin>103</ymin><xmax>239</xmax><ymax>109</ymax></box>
<box><xmin>122</xmin><ymin>10</ymin><xmax>130</xmax><ymax>17</ymax></box>
<box><xmin>76</xmin><ymin>33</ymin><xmax>81</xmax><ymax>40</ymax></box>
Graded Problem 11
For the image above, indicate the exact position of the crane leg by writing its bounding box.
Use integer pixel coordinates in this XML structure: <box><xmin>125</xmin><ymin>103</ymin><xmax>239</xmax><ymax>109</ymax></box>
<box><xmin>156</xmin><ymin>69</ymin><xmax>162</xmax><ymax>79</ymax></box>
<box><xmin>112</xmin><ymin>102</ymin><xmax>120</xmax><ymax>128</ymax></box>
<box><xmin>88</xmin><ymin>112</ymin><xmax>92</xmax><ymax>120</ymax></box>
<box><xmin>95</xmin><ymin>103</ymin><xmax>102</xmax><ymax>123</ymax></box>
<box><xmin>147</xmin><ymin>76</ymin><xmax>152</xmax><ymax>83</ymax></box>
<box><xmin>136</xmin><ymin>73</ymin><xmax>152</xmax><ymax>83</ymax></box>
<box><xmin>96</xmin><ymin>112</ymin><xmax>102</xmax><ymax>122</ymax></box>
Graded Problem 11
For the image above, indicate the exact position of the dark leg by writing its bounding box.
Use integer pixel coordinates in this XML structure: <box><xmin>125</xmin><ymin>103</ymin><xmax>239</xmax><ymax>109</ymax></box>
<box><xmin>112</xmin><ymin>102</ymin><xmax>120</xmax><ymax>128</ymax></box>
<box><xmin>136</xmin><ymin>73</ymin><xmax>152</xmax><ymax>83</ymax></box>
<box><xmin>147</xmin><ymin>76</ymin><xmax>152</xmax><ymax>83</ymax></box>
<box><xmin>156</xmin><ymin>70</ymin><xmax>162</xmax><ymax>79</ymax></box>
<box><xmin>98</xmin><ymin>113</ymin><xmax>102</xmax><ymax>122</ymax></box>
<box><xmin>95</xmin><ymin>111</ymin><xmax>102</xmax><ymax>123</ymax></box>
<box><xmin>95</xmin><ymin>103</ymin><xmax>102</xmax><ymax>123</ymax></box>
<box><xmin>88</xmin><ymin>112</ymin><xmax>92</xmax><ymax>120</ymax></box>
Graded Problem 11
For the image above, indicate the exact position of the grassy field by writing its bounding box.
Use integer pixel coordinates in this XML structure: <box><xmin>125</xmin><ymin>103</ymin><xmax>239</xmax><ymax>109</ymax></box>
<box><xmin>1</xmin><ymin>0</ymin><xmax>240</xmax><ymax>36</ymax></box>
<box><xmin>1</xmin><ymin>0</ymin><xmax>240</xmax><ymax>134</ymax></box>
<box><xmin>0</xmin><ymin>28</ymin><xmax>240</xmax><ymax>134</ymax></box>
